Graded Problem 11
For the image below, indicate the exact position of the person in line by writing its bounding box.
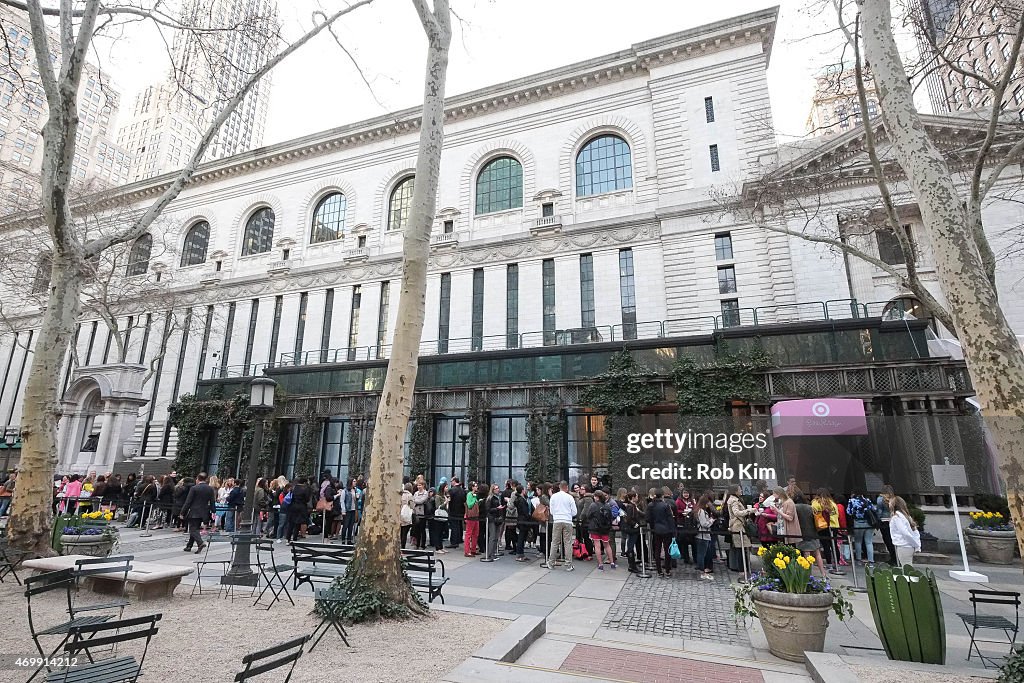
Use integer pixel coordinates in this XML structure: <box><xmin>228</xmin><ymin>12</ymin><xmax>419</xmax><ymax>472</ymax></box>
<box><xmin>180</xmin><ymin>472</ymin><xmax>217</xmax><ymax>553</ymax></box>
<box><xmin>0</xmin><ymin>470</ymin><xmax>16</xmax><ymax>517</ymax></box>
<box><xmin>463</xmin><ymin>482</ymin><xmax>480</xmax><ymax>557</ymax></box>
<box><xmin>155</xmin><ymin>474</ymin><xmax>175</xmax><ymax>528</ymax></box>
<box><xmin>754</xmin><ymin>489</ymin><xmax>778</xmax><ymax>545</ymax></box>
<box><xmin>485</xmin><ymin>483</ymin><xmax>505</xmax><ymax>561</ymax></box>
<box><xmin>340</xmin><ymin>478</ymin><xmax>358</xmax><ymax>544</ymax></box>
<box><xmin>889</xmin><ymin>496</ymin><xmax>921</xmax><ymax>566</ymax></box>
<box><xmin>645</xmin><ymin>488</ymin><xmax>675</xmax><ymax>578</ymax></box>
<box><xmin>532</xmin><ymin>483</ymin><xmax>550</xmax><ymax>559</ymax></box>
<box><xmin>793</xmin><ymin>489</ymin><xmax>828</xmax><ymax>578</ymax></box>
<box><xmin>674</xmin><ymin>488</ymin><xmax>696</xmax><ymax>566</ymax></box>
<box><xmin>287</xmin><ymin>476</ymin><xmax>312</xmax><ymax>542</ymax></box>
<box><xmin>225</xmin><ymin>478</ymin><xmax>245</xmax><ymax>533</ymax></box>
<box><xmin>620</xmin><ymin>491</ymin><xmax>641</xmax><ymax>572</ymax></box>
<box><xmin>588</xmin><ymin>490</ymin><xmax>617</xmax><ymax>570</ymax></box>
<box><xmin>253</xmin><ymin>478</ymin><xmax>272</xmax><ymax>537</ymax></box>
<box><xmin>846</xmin><ymin>491</ymin><xmax>877</xmax><ymax>565</ymax></box>
<box><xmin>447</xmin><ymin>477</ymin><xmax>466</xmax><ymax>549</ymax></box>
<box><xmin>544</xmin><ymin>481</ymin><xmax>576</xmax><ymax>571</ymax></box>
<box><xmin>513</xmin><ymin>484</ymin><xmax>532</xmax><ymax>562</ymax></box>
<box><xmin>400</xmin><ymin>483</ymin><xmax>414</xmax><ymax>548</ymax></box>
<box><xmin>411</xmin><ymin>480</ymin><xmax>430</xmax><ymax>550</ymax></box>
<box><xmin>693</xmin><ymin>492</ymin><xmax>717</xmax><ymax>580</ymax></box>
<box><xmin>725</xmin><ymin>484</ymin><xmax>756</xmax><ymax>572</ymax></box>
<box><xmin>876</xmin><ymin>485</ymin><xmax>899</xmax><ymax>565</ymax></box>
<box><xmin>276</xmin><ymin>482</ymin><xmax>292</xmax><ymax>541</ymax></box>
<box><xmin>812</xmin><ymin>488</ymin><xmax>841</xmax><ymax>570</ymax></box>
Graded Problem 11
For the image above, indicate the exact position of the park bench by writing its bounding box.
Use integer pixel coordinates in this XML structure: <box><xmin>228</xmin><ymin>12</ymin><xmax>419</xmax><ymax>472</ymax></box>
<box><xmin>291</xmin><ymin>542</ymin><xmax>353</xmax><ymax>591</ymax></box>
<box><xmin>23</xmin><ymin>555</ymin><xmax>193</xmax><ymax>600</ymax></box>
<box><xmin>290</xmin><ymin>542</ymin><xmax>447</xmax><ymax>603</ymax></box>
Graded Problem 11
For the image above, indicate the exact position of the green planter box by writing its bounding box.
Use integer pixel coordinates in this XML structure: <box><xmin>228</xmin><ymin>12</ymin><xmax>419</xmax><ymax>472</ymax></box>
<box><xmin>50</xmin><ymin>514</ymin><xmax>110</xmax><ymax>554</ymax></box>
<box><xmin>866</xmin><ymin>565</ymin><xmax>945</xmax><ymax>664</ymax></box>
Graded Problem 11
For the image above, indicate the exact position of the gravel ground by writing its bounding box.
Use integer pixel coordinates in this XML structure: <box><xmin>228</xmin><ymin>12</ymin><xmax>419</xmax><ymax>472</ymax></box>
<box><xmin>849</xmin><ymin>664</ymin><xmax>990</xmax><ymax>683</ymax></box>
<box><xmin>0</xmin><ymin>580</ymin><xmax>505</xmax><ymax>683</ymax></box>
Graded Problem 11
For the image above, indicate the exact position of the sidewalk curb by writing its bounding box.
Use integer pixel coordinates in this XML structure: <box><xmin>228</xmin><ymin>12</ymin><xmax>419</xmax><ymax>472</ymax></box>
<box><xmin>805</xmin><ymin>651</ymin><xmax>999</xmax><ymax>682</ymax></box>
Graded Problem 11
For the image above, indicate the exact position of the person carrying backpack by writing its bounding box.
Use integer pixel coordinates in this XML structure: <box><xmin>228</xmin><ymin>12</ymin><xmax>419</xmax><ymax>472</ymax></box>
<box><xmin>588</xmin><ymin>490</ymin><xmax>617</xmax><ymax>570</ymax></box>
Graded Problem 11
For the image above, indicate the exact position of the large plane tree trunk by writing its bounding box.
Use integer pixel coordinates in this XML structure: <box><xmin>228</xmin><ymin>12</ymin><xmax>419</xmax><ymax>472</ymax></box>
<box><xmin>346</xmin><ymin>0</ymin><xmax>451</xmax><ymax>619</ymax></box>
<box><xmin>860</xmin><ymin>0</ymin><xmax>1024</xmax><ymax>561</ymax></box>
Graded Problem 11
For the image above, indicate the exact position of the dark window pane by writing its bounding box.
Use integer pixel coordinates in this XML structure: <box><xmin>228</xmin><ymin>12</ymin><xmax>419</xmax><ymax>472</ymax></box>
<box><xmin>576</xmin><ymin>134</ymin><xmax>633</xmax><ymax>197</ymax></box>
<box><xmin>311</xmin><ymin>192</ymin><xmax>346</xmax><ymax>243</ymax></box>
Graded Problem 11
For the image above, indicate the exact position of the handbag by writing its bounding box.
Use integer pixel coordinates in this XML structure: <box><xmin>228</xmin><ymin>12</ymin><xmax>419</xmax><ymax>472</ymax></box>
<box><xmin>435</xmin><ymin>507</ymin><xmax>449</xmax><ymax>519</ymax></box>
<box><xmin>813</xmin><ymin>510</ymin><xmax>828</xmax><ymax>531</ymax></box>
<box><xmin>465</xmin><ymin>502</ymin><xmax>479</xmax><ymax>519</ymax></box>
<box><xmin>669</xmin><ymin>538</ymin><xmax>681</xmax><ymax>560</ymax></box>
<box><xmin>315</xmin><ymin>497</ymin><xmax>331</xmax><ymax>512</ymax></box>
<box><xmin>531</xmin><ymin>503</ymin><xmax>548</xmax><ymax>523</ymax></box>
<box><xmin>400</xmin><ymin>504</ymin><xmax>413</xmax><ymax>525</ymax></box>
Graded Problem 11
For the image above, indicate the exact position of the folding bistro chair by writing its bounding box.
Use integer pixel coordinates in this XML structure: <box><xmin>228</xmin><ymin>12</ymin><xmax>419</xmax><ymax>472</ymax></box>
<box><xmin>223</xmin><ymin>533</ymin><xmax>261</xmax><ymax>602</ymax></box>
<box><xmin>191</xmin><ymin>531</ymin><xmax>231</xmax><ymax>597</ymax></box>
<box><xmin>72</xmin><ymin>555</ymin><xmax>134</xmax><ymax>619</ymax></box>
<box><xmin>310</xmin><ymin>588</ymin><xmax>350</xmax><ymax>652</ymax></box>
<box><xmin>253</xmin><ymin>537</ymin><xmax>295</xmax><ymax>609</ymax></box>
<box><xmin>44</xmin><ymin>614</ymin><xmax>162</xmax><ymax>683</ymax></box>
<box><xmin>0</xmin><ymin>537</ymin><xmax>25</xmax><ymax>585</ymax></box>
<box><xmin>24</xmin><ymin>568</ymin><xmax>112</xmax><ymax>682</ymax></box>
<box><xmin>957</xmin><ymin>588</ymin><xmax>1021</xmax><ymax>668</ymax></box>
<box><xmin>235</xmin><ymin>635</ymin><xmax>311</xmax><ymax>683</ymax></box>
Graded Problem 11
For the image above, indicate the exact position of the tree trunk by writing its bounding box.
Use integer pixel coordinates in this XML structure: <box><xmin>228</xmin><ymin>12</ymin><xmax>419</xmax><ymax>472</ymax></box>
<box><xmin>860</xmin><ymin>0</ymin><xmax>1024</xmax><ymax>560</ymax></box>
<box><xmin>8</xmin><ymin>255</ymin><xmax>84</xmax><ymax>555</ymax></box>
<box><xmin>350</xmin><ymin>0</ymin><xmax>451</xmax><ymax>612</ymax></box>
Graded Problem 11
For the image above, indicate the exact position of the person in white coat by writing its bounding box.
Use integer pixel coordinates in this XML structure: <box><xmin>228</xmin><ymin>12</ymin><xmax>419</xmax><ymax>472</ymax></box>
<box><xmin>888</xmin><ymin>496</ymin><xmax>921</xmax><ymax>567</ymax></box>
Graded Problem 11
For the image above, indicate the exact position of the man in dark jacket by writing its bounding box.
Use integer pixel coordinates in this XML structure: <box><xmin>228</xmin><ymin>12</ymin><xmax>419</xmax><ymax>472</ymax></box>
<box><xmin>447</xmin><ymin>478</ymin><xmax>466</xmax><ymax>548</ymax></box>
<box><xmin>645</xmin><ymin>489</ymin><xmax>676</xmax><ymax>577</ymax></box>
<box><xmin>180</xmin><ymin>472</ymin><xmax>217</xmax><ymax>553</ymax></box>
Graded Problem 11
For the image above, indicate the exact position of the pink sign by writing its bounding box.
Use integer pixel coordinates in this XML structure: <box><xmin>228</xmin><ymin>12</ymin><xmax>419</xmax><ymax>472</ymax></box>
<box><xmin>770</xmin><ymin>398</ymin><xmax>868</xmax><ymax>438</ymax></box>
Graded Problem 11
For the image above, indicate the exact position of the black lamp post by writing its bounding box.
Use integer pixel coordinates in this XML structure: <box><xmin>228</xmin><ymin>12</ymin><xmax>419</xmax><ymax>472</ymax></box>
<box><xmin>222</xmin><ymin>375</ymin><xmax>276</xmax><ymax>587</ymax></box>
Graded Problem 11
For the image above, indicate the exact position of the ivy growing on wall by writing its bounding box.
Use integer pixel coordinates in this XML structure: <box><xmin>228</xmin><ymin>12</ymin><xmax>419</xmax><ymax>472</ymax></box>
<box><xmin>347</xmin><ymin>419</ymin><xmax>363</xmax><ymax>479</ymax></box>
<box><xmin>295</xmin><ymin>411</ymin><xmax>324</xmax><ymax>479</ymax></box>
<box><xmin>408</xmin><ymin>407</ymin><xmax>432</xmax><ymax>480</ymax></box>
<box><xmin>579</xmin><ymin>350</ymin><xmax>662</xmax><ymax>488</ymax></box>
<box><xmin>672</xmin><ymin>343</ymin><xmax>772</xmax><ymax>416</ymax></box>
<box><xmin>526</xmin><ymin>400</ymin><xmax>565</xmax><ymax>485</ymax></box>
<box><xmin>466</xmin><ymin>404</ymin><xmax>486</xmax><ymax>483</ymax></box>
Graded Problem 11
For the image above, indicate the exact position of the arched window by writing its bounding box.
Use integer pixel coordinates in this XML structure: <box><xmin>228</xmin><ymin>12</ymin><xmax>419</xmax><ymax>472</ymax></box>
<box><xmin>310</xmin><ymin>192</ymin><xmax>346</xmax><ymax>243</ymax></box>
<box><xmin>32</xmin><ymin>252</ymin><xmax>51</xmax><ymax>293</ymax></box>
<box><xmin>180</xmin><ymin>221</ymin><xmax>210</xmax><ymax>266</ymax></box>
<box><xmin>387</xmin><ymin>176</ymin><xmax>415</xmax><ymax>232</ymax></box>
<box><xmin>475</xmin><ymin>156</ymin><xmax>523</xmax><ymax>214</ymax></box>
<box><xmin>241</xmin><ymin>207</ymin><xmax>275</xmax><ymax>256</ymax></box>
<box><xmin>575</xmin><ymin>134</ymin><xmax>633</xmax><ymax>197</ymax></box>
<box><xmin>883</xmin><ymin>297</ymin><xmax>926</xmax><ymax>321</ymax></box>
<box><xmin>126</xmin><ymin>234</ymin><xmax>152</xmax><ymax>276</ymax></box>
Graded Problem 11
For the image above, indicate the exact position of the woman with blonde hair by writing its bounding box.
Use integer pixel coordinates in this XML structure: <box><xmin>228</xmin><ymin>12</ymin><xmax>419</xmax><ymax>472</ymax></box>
<box><xmin>772</xmin><ymin>486</ymin><xmax>798</xmax><ymax>544</ymax></box>
<box><xmin>889</xmin><ymin>496</ymin><xmax>921</xmax><ymax>567</ymax></box>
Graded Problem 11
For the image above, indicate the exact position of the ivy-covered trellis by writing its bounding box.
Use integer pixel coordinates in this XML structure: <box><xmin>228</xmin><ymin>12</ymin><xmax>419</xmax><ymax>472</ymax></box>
<box><xmin>295</xmin><ymin>410</ymin><xmax>324</xmax><ymax>479</ymax></box>
<box><xmin>408</xmin><ymin>406</ymin><xmax>432</xmax><ymax>480</ymax></box>
<box><xmin>579</xmin><ymin>350</ymin><xmax>662</xmax><ymax>488</ymax></box>
<box><xmin>672</xmin><ymin>343</ymin><xmax>772</xmax><ymax>415</ymax></box>
<box><xmin>525</xmin><ymin>390</ymin><xmax>565</xmax><ymax>485</ymax></box>
<box><xmin>168</xmin><ymin>388</ymin><xmax>282</xmax><ymax>479</ymax></box>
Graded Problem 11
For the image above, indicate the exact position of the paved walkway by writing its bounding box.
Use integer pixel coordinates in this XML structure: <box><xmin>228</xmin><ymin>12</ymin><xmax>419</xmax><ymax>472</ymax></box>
<box><xmin>110</xmin><ymin>527</ymin><xmax>1022</xmax><ymax>681</ymax></box>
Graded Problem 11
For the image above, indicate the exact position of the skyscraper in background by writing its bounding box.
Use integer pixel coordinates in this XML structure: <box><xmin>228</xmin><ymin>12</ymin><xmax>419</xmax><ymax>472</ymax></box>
<box><xmin>806</xmin><ymin>64</ymin><xmax>881</xmax><ymax>137</ymax></box>
<box><xmin>117</xmin><ymin>0</ymin><xmax>279</xmax><ymax>182</ymax></box>
<box><xmin>0</xmin><ymin>5</ymin><xmax>131</xmax><ymax>214</ymax></box>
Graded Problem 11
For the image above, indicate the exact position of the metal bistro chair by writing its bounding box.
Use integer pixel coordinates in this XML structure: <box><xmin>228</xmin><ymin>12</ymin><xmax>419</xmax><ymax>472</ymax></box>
<box><xmin>0</xmin><ymin>536</ymin><xmax>25</xmax><ymax>585</ymax></box>
<box><xmin>223</xmin><ymin>533</ymin><xmax>261</xmax><ymax>602</ymax></box>
<box><xmin>72</xmin><ymin>555</ymin><xmax>134</xmax><ymax>620</ymax></box>
<box><xmin>24</xmin><ymin>568</ymin><xmax>112</xmax><ymax>683</ymax></box>
<box><xmin>191</xmin><ymin>531</ymin><xmax>232</xmax><ymax>597</ymax></box>
<box><xmin>235</xmin><ymin>635</ymin><xmax>311</xmax><ymax>683</ymax></box>
<box><xmin>957</xmin><ymin>588</ymin><xmax>1021</xmax><ymax>668</ymax></box>
<box><xmin>253</xmin><ymin>537</ymin><xmax>295</xmax><ymax>610</ymax></box>
<box><xmin>44</xmin><ymin>614</ymin><xmax>162</xmax><ymax>683</ymax></box>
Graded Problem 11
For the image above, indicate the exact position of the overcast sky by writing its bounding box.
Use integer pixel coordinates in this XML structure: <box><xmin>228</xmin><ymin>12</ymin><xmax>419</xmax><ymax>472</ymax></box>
<box><xmin>95</xmin><ymin>0</ymin><xmax>892</xmax><ymax>147</ymax></box>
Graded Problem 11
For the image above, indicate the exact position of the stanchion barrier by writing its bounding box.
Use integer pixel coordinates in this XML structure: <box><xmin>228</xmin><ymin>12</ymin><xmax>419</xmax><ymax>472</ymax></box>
<box><xmin>635</xmin><ymin>522</ymin><xmax>652</xmax><ymax>578</ymax></box>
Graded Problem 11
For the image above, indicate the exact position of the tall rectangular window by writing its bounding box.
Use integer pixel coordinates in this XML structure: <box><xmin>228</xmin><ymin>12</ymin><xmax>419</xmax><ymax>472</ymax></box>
<box><xmin>84</xmin><ymin>321</ymin><xmax>98</xmax><ymax>366</ymax></box>
<box><xmin>471</xmin><ymin>269</ymin><xmax>484</xmax><ymax>351</ymax></box>
<box><xmin>242</xmin><ymin>298</ymin><xmax>259</xmax><ymax>373</ymax></box>
<box><xmin>197</xmin><ymin>305</ymin><xmax>213</xmax><ymax>379</ymax></box>
<box><xmin>714</xmin><ymin>233</ymin><xmax>733</xmax><ymax>260</ymax></box>
<box><xmin>709</xmin><ymin>144</ymin><xmax>721</xmax><ymax>172</ymax></box>
<box><xmin>717</xmin><ymin>266</ymin><xmax>737</xmax><ymax>294</ymax></box>
<box><xmin>268</xmin><ymin>296</ymin><xmax>283</xmax><ymax>366</ymax></box>
<box><xmin>542</xmin><ymin>259</ymin><xmax>556</xmax><ymax>346</ymax></box>
<box><xmin>876</xmin><ymin>225</ymin><xmax>912</xmax><ymax>265</ymax></box>
<box><xmin>618</xmin><ymin>249</ymin><xmax>637</xmax><ymax>340</ymax></box>
<box><xmin>219</xmin><ymin>302</ymin><xmax>236</xmax><ymax>377</ymax></box>
<box><xmin>320</xmin><ymin>289</ymin><xmax>334</xmax><ymax>363</ymax></box>
<box><xmin>579</xmin><ymin>254</ymin><xmax>595</xmax><ymax>329</ymax></box>
<box><xmin>704</xmin><ymin>96</ymin><xmax>715</xmax><ymax>123</ymax></box>
<box><xmin>506</xmin><ymin>264</ymin><xmax>519</xmax><ymax>349</ymax></box>
<box><xmin>489</xmin><ymin>416</ymin><xmax>529</xmax><ymax>485</ymax></box>
<box><xmin>721</xmin><ymin>299</ymin><xmax>740</xmax><ymax>328</ymax></box>
<box><xmin>293</xmin><ymin>292</ymin><xmax>308</xmax><ymax>365</ymax></box>
<box><xmin>438</xmin><ymin>273</ymin><xmax>451</xmax><ymax>354</ymax></box>
<box><xmin>376</xmin><ymin>281</ymin><xmax>390</xmax><ymax>359</ymax></box>
<box><xmin>347</xmin><ymin>285</ymin><xmax>361</xmax><ymax>361</ymax></box>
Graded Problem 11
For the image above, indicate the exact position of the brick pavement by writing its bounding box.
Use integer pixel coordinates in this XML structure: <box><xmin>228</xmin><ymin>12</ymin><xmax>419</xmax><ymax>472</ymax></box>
<box><xmin>560</xmin><ymin>643</ymin><xmax>764</xmax><ymax>683</ymax></box>
<box><xmin>601</xmin><ymin>570</ymin><xmax>749</xmax><ymax>644</ymax></box>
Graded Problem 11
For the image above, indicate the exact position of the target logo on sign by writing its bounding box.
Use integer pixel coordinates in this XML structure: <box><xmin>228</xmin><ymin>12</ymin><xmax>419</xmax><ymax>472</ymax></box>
<box><xmin>811</xmin><ymin>402</ymin><xmax>831</xmax><ymax>417</ymax></box>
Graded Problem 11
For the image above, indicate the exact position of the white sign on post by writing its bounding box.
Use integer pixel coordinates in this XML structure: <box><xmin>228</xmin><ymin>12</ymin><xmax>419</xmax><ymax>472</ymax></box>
<box><xmin>931</xmin><ymin>464</ymin><xmax>968</xmax><ymax>488</ymax></box>
<box><xmin>933</xmin><ymin>460</ymin><xmax>988</xmax><ymax>583</ymax></box>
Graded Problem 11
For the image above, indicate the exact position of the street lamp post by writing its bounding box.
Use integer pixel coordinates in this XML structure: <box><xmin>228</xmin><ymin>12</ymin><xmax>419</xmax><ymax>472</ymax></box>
<box><xmin>457</xmin><ymin>419</ymin><xmax>469</xmax><ymax>482</ymax></box>
<box><xmin>222</xmin><ymin>375</ymin><xmax>276</xmax><ymax>588</ymax></box>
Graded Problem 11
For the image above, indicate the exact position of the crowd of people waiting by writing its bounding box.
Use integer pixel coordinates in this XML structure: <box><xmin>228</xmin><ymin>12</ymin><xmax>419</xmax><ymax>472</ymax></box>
<box><xmin>5</xmin><ymin>467</ymin><xmax>922</xmax><ymax>574</ymax></box>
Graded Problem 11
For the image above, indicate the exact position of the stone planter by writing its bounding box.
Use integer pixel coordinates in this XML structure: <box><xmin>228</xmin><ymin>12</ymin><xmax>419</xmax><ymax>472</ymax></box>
<box><xmin>967</xmin><ymin>528</ymin><xmax>1018</xmax><ymax>565</ymax></box>
<box><xmin>752</xmin><ymin>590</ymin><xmax>834</xmax><ymax>663</ymax></box>
<box><xmin>59</xmin><ymin>534</ymin><xmax>115</xmax><ymax>558</ymax></box>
